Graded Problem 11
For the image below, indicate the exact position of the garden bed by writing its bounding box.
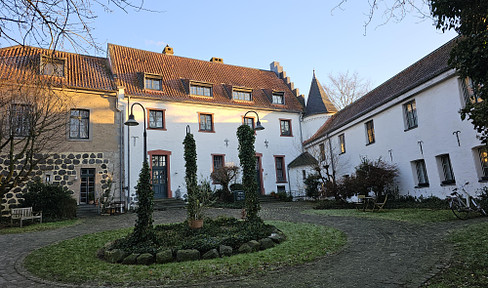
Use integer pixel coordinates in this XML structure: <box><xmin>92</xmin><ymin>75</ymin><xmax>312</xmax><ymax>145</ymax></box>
<box><xmin>100</xmin><ymin>216</ymin><xmax>285</xmax><ymax>265</ymax></box>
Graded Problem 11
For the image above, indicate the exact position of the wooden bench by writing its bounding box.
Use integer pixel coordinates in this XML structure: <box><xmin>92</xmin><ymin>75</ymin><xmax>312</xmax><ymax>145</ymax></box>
<box><xmin>10</xmin><ymin>207</ymin><xmax>42</xmax><ymax>227</ymax></box>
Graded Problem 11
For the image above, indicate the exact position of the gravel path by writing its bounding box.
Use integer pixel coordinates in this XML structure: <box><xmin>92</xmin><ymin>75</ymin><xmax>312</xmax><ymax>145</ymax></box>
<box><xmin>0</xmin><ymin>202</ymin><xmax>484</xmax><ymax>288</ymax></box>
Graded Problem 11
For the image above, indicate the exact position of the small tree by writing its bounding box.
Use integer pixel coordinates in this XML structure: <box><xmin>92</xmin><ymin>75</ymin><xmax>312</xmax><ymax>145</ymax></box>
<box><xmin>210</xmin><ymin>165</ymin><xmax>239</xmax><ymax>202</ymax></box>
<box><xmin>131</xmin><ymin>161</ymin><xmax>155</xmax><ymax>243</ymax></box>
<box><xmin>183</xmin><ymin>132</ymin><xmax>200</xmax><ymax>221</ymax></box>
<box><xmin>237</xmin><ymin>124</ymin><xmax>261</xmax><ymax>222</ymax></box>
<box><xmin>346</xmin><ymin>157</ymin><xmax>398</xmax><ymax>198</ymax></box>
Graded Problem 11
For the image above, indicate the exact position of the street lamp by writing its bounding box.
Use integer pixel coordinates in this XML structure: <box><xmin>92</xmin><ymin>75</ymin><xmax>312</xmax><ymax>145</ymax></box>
<box><xmin>243</xmin><ymin>110</ymin><xmax>265</xmax><ymax>131</ymax></box>
<box><xmin>124</xmin><ymin>102</ymin><xmax>147</xmax><ymax>163</ymax></box>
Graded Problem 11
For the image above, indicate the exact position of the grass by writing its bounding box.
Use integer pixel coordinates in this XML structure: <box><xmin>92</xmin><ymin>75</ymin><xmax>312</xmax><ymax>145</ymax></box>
<box><xmin>0</xmin><ymin>219</ymin><xmax>81</xmax><ymax>235</ymax></box>
<box><xmin>305</xmin><ymin>208</ymin><xmax>459</xmax><ymax>223</ymax></box>
<box><xmin>425</xmin><ymin>222</ymin><xmax>488</xmax><ymax>287</ymax></box>
<box><xmin>24</xmin><ymin>221</ymin><xmax>346</xmax><ymax>286</ymax></box>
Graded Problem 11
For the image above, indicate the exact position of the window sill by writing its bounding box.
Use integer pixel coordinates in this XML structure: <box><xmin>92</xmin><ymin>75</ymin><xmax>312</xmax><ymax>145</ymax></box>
<box><xmin>404</xmin><ymin>126</ymin><xmax>418</xmax><ymax>132</ymax></box>
<box><xmin>415</xmin><ymin>183</ymin><xmax>430</xmax><ymax>188</ymax></box>
<box><xmin>441</xmin><ymin>180</ymin><xmax>456</xmax><ymax>186</ymax></box>
<box><xmin>339</xmin><ymin>152</ymin><xmax>346</xmax><ymax>155</ymax></box>
<box><xmin>148</xmin><ymin>127</ymin><xmax>167</xmax><ymax>131</ymax></box>
<box><xmin>67</xmin><ymin>138</ymin><xmax>92</xmax><ymax>142</ymax></box>
<box><xmin>276</xmin><ymin>180</ymin><xmax>288</xmax><ymax>184</ymax></box>
<box><xmin>280</xmin><ymin>134</ymin><xmax>293</xmax><ymax>137</ymax></box>
<box><xmin>198</xmin><ymin>130</ymin><xmax>215</xmax><ymax>133</ymax></box>
<box><xmin>479</xmin><ymin>177</ymin><xmax>488</xmax><ymax>183</ymax></box>
<box><xmin>366</xmin><ymin>141</ymin><xmax>375</xmax><ymax>146</ymax></box>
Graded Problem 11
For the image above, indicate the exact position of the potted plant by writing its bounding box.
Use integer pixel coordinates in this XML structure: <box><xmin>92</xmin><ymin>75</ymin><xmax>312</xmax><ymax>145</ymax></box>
<box><xmin>187</xmin><ymin>179</ymin><xmax>213</xmax><ymax>229</ymax></box>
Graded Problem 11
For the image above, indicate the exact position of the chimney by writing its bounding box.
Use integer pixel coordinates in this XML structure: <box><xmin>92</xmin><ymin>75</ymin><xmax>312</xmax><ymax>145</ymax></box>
<box><xmin>162</xmin><ymin>45</ymin><xmax>174</xmax><ymax>55</ymax></box>
<box><xmin>210</xmin><ymin>57</ymin><xmax>223</xmax><ymax>63</ymax></box>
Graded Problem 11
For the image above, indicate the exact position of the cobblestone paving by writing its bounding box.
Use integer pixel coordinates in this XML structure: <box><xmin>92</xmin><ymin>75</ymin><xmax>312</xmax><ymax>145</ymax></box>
<box><xmin>0</xmin><ymin>202</ymin><xmax>485</xmax><ymax>288</ymax></box>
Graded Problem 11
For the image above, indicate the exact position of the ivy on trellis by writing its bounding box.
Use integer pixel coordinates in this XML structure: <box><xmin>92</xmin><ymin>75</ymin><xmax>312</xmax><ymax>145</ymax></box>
<box><xmin>183</xmin><ymin>132</ymin><xmax>200</xmax><ymax>220</ymax></box>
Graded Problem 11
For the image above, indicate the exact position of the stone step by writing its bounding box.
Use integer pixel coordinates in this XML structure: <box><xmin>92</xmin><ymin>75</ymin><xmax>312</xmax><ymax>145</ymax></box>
<box><xmin>153</xmin><ymin>198</ymin><xmax>186</xmax><ymax>211</ymax></box>
<box><xmin>76</xmin><ymin>204</ymin><xmax>99</xmax><ymax>217</ymax></box>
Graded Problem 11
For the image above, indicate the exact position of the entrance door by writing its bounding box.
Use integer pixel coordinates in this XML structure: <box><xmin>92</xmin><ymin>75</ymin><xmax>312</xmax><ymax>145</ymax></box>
<box><xmin>255</xmin><ymin>156</ymin><xmax>262</xmax><ymax>195</ymax></box>
<box><xmin>80</xmin><ymin>168</ymin><xmax>95</xmax><ymax>204</ymax></box>
<box><xmin>152</xmin><ymin>155</ymin><xmax>168</xmax><ymax>199</ymax></box>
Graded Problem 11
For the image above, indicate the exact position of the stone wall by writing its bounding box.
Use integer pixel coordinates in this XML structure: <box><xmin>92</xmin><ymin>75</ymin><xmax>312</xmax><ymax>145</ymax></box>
<box><xmin>1</xmin><ymin>151</ymin><xmax>120</xmax><ymax>217</ymax></box>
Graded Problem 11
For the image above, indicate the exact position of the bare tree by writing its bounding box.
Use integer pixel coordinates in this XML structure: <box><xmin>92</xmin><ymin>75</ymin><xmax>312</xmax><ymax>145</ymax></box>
<box><xmin>333</xmin><ymin>0</ymin><xmax>430</xmax><ymax>34</ymax></box>
<box><xmin>323</xmin><ymin>71</ymin><xmax>371</xmax><ymax>110</ymax></box>
<box><xmin>0</xmin><ymin>0</ymin><xmax>153</xmax><ymax>52</ymax></box>
<box><xmin>0</xmin><ymin>68</ymin><xmax>72</xmax><ymax>199</ymax></box>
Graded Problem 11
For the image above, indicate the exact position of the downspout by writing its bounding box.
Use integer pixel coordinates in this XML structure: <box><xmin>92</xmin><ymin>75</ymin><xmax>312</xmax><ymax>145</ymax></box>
<box><xmin>126</xmin><ymin>95</ymin><xmax>131</xmax><ymax>210</ymax></box>
<box><xmin>298</xmin><ymin>112</ymin><xmax>305</xmax><ymax>153</ymax></box>
<box><xmin>116</xmin><ymin>86</ymin><xmax>127</xmax><ymax>212</ymax></box>
<box><xmin>327</xmin><ymin>133</ymin><xmax>336</xmax><ymax>182</ymax></box>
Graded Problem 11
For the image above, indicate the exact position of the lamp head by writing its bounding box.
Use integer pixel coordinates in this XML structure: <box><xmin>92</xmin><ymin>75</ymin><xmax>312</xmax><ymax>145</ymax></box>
<box><xmin>254</xmin><ymin>120</ymin><xmax>265</xmax><ymax>131</ymax></box>
<box><xmin>124</xmin><ymin>114</ymin><xmax>139</xmax><ymax>126</ymax></box>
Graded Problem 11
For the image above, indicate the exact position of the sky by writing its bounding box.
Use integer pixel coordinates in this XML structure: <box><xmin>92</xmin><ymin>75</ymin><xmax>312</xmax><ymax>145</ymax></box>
<box><xmin>15</xmin><ymin>0</ymin><xmax>461</xmax><ymax>100</ymax></box>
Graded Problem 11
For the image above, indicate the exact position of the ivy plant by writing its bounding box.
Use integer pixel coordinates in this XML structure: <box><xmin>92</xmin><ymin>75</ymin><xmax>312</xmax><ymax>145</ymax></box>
<box><xmin>183</xmin><ymin>132</ymin><xmax>200</xmax><ymax>220</ymax></box>
<box><xmin>237</xmin><ymin>124</ymin><xmax>261</xmax><ymax>222</ymax></box>
<box><xmin>132</xmin><ymin>160</ymin><xmax>155</xmax><ymax>243</ymax></box>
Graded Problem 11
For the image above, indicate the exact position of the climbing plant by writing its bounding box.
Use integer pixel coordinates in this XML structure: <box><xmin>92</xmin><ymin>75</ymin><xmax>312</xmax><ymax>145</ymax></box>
<box><xmin>237</xmin><ymin>124</ymin><xmax>261</xmax><ymax>222</ymax></box>
<box><xmin>183</xmin><ymin>132</ymin><xmax>199</xmax><ymax>220</ymax></box>
<box><xmin>132</xmin><ymin>160</ymin><xmax>155</xmax><ymax>243</ymax></box>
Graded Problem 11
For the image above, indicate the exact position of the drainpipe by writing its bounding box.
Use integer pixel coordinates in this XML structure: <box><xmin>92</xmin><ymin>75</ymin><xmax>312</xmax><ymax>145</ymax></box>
<box><xmin>126</xmin><ymin>95</ymin><xmax>131</xmax><ymax>210</ymax></box>
<box><xmin>116</xmin><ymin>86</ymin><xmax>127</xmax><ymax>212</ymax></box>
<box><xmin>327</xmin><ymin>133</ymin><xmax>336</xmax><ymax>182</ymax></box>
<box><xmin>298</xmin><ymin>113</ymin><xmax>305</xmax><ymax>153</ymax></box>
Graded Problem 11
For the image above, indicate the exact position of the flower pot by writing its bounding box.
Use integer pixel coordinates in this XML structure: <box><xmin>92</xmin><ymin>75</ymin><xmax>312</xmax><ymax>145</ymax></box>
<box><xmin>189</xmin><ymin>219</ymin><xmax>203</xmax><ymax>229</ymax></box>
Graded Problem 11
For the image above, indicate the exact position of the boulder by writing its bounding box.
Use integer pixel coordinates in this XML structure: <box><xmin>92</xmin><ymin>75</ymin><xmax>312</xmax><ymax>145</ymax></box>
<box><xmin>259</xmin><ymin>238</ymin><xmax>276</xmax><ymax>250</ymax></box>
<box><xmin>269</xmin><ymin>232</ymin><xmax>286</xmax><ymax>244</ymax></box>
<box><xmin>176</xmin><ymin>249</ymin><xmax>200</xmax><ymax>262</ymax></box>
<box><xmin>122</xmin><ymin>253</ymin><xmax>139</xmax><ymax>265</ymax></box>
<box><xmin>137</xmin><ymin>253</ymin><xmax>155</xmax><ymax>265</ymax></box>
<box><xmin>247</xmin><ymin>240</ymin><xmax>260</xmax><ymax>252</ymax></box>
<box><xmin>202</xmin><ymin>249</ymin><xmax>220</xmax><ymax>260</ymax></box>
<box><xmin>105</xmin><ymin>249</ymin><xmax>126</xmax><ymax>263</ymax></box>
<box><xmin>156</xmin><ymin>249</ymin><xmax>173</xmax><ymax>264</ymax></box>
<box><xmin>238</xmin><ymin>243</ymin><xmax>252</xmax><ymax>254</ymax></box>
<box><xmin>219</xmin><ymin>245</ymin><xmax>233</xmax><ymax>257</ymax></box>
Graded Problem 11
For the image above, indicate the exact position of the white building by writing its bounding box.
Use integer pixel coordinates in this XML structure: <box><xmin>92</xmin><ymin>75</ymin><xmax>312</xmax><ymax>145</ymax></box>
<box><xmin>301</xmin><ymin>39</ymin><xmax>488</xmax><ymax>199</ymax></box>
<box><xmin>107</xmin><ymin>45</ymin><xmax>304</xmax><ymax>204</ymax></box>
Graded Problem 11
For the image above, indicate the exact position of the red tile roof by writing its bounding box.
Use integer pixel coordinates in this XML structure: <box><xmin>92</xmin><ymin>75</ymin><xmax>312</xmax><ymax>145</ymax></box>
<box><xmin>0</xmin><ymin>45</ymin><xmax>115</xmax><ymax>91</ymax></box>
<box><xmin>107</xmin><ymin>44</ymin><xmax>304</xmax><ymax>112</ymax></box>
<box><xmin>304</xmin><ymin>38</ymin><xmax>457</xmax><ymax>145</ymax></box>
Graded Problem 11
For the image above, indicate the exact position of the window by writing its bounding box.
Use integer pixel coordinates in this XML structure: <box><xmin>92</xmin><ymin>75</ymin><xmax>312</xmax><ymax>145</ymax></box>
<box><xmin>272</xmin><ymin>92</ymin><xmax>285</xmax><ymax>105</ymax></box>
<box><xmin>243</xmin><ymin>117</ymin><xmax>254</xmax><ymax>130</ymax></box>
<box><xmin>403</xmin><ymin>100</ymin><xmax>418</xmax><ymax>130</ymax></box>
<box><xmin>413</xmin><ymin>160</ymin><xmax>429</xmax><ymax>187</ymax></box>
<box><xmin>274</xmin><ymin>156</ymin><xmax>286</xmax><ymax>183</ymax></box>
<box><xmin>460</xmin><ymin>78</ymin><xmax>482</xmax><ymax>105</ymax></box>
<box><xmin>190</xmin><ymin>83</ymin><xmax>212</xmax><ymax>97</ymax></box>
<box><xmin>478</xmin><ymin>147</ymin><xmax>488</xmax><ymax>180</ymax></box>
<box><xmin>438</xmin><ymin>154</ymin><xmax>455</xmax><ymax>185</ymax></box>
<box><xmin>233</xmin><ymin>89</ymin><xmax>252</xmax><ymax>101</ymax></box>
<box><xmin>365</xmin><ymin>120</ymin><xmax>375</xmax><ymax>145</ymax></box>
<box><xmin>11</xmin><ymin>104</ymin><xmax>31</xmax><ymax>137</ymax></box>
<box><xmin>338</xmin><ymin>134</ymin><xmax>346</xmax><ymax>154</ymax></box>
<box><xmin>199</xmin><ymin>113</ymin><xmax>214</xmax><ymax>132</ymax></box>
<box><xmin>280</xmin><ymin>119</ymin><xmax>292</xmax><ymax>136</ymax></box>
<box><xmin>41</xmin><ymin>56</ymin><xmax>65</xmax><ymax>77</ymax></box>
<box><xmin>145</xmin><ymin>75</ymin><xmax>162</xmax><ymax>91</ymax></box>
<box><xmin>319</xmin><ymin>143</ymin><xmax>325</xmax><ymax>161</ymax></box>
<box><xmin>212</xmin><ymin>154</ymin><xmax>224</xmax><ymax>172</ymax></box>
<box><xmin>302</xmin><ymin>170</ymin><xmax>307</xmax><ymax>180</ymax></box>
<box><xmin>148</xmin><ymin>109</ymin><xmax>165</xmax><ymax>129</ymax></box>
<box><xmin>69</xmin><ymin>109</ymin><xmax>89</xmax><ymax>139</ymax></box>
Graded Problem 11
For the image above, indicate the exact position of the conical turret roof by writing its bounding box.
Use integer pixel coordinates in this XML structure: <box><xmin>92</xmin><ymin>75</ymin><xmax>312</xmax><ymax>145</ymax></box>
<box><xmin>305</xmin><ymin>71</ymin><xmax>337</xmax><ymax>116</ymax></box>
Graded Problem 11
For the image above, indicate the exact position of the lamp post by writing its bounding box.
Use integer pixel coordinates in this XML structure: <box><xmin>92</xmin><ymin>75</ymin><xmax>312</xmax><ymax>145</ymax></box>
<box><xmin>124</xmin><ymin>102</ymin><xmax>147</xmax><ymax>163</ymax></box>
<box><xmin>243</xmin><ymin>110</ymin><xmax>265</xmax><ymax>131</ymax></box>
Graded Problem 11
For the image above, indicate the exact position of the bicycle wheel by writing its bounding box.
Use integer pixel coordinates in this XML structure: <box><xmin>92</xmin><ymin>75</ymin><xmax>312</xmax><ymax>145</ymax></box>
<box><xmin>470</xmin><ymin>198</ymin><xmax>487</xmax><ymax>216</ymax></box>
<box><xmin>451</xmin><ymin>198</ymin><xmax>470</xmax><ymax>220</ymax></box>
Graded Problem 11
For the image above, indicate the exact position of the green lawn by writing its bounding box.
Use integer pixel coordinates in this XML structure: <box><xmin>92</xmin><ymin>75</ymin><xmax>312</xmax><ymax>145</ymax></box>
<box><xmin>305</xmin><ymin>208</ymin><xmax>459</xmax><ymax>223</ymax></box>
<box><xmin>0</xmin><ymin>219</ymin><xmax>81</xmax><ymax>235</ymax></box>
<box><xmin>426</xmin><ymin>222</ymin><xmax>488</xmax><ymax>287</ymax></box>
<box><xmin>24</xmin><ymin>221</ymin><xmax>346</xmax><ymax>286</ymax></box>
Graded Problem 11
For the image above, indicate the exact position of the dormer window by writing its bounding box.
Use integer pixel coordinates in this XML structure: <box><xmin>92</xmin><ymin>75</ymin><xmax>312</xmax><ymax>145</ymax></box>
<box><xmin>272</xmin><ymin>91</ymin><xmax>285</xmax><ymax>105</ymax></box>
<box><xmin>41</xmin><ymin>56</ymin><xmax>65</xmax><ymax>77</ymax></box>
<box><xmin>144</xmin><ymin>74</ymin><xmax>163</xmax><ymax>91</ymax></box>
<box><xmin>190</xmin><ymin>81</ymin><xmax>212</xmax><ymax>97</ymax></box>
<box><xmin>232</xmin><ymin>88</ymin><xmax>252</xmax><ymax>101</ymax></box>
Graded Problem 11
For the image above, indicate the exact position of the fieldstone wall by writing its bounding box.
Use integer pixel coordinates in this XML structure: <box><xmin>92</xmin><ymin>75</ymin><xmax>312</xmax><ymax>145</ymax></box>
<box><xmin>1</xmin><ymin>151</ymin><xmax>120</xmax><ymax>217</ymax></box>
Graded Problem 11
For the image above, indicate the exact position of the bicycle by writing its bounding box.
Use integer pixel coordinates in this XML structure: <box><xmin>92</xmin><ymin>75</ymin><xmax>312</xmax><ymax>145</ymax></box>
<box><xmin>447</xmin><ymin>182</ymin><xmax>487</xmax><ymax>220</ymax></box>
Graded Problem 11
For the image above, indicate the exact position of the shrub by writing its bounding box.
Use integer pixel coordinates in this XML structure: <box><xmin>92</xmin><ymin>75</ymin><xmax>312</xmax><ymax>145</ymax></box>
<box><xmin>21</xmin><ymin>180</ymin><xmax>76</xmax><ymax>221</ymax></box>
<box><xmin>210</xmin><ymin>165</ymin><xmax>239</xmax><ymax>202</ymax></box>
<box><xmin>304</xmin><ymin>174</ymin><xmax>322</xmax><ymax>200</ymax></box>
<box><xmin>476</xmin><ymin>187</ymin><xmax>488</xmax><ymax>211</ymax></box>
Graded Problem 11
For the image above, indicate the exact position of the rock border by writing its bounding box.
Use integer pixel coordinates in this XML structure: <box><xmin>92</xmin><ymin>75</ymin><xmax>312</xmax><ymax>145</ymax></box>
<box><xmin>98</xmin><ymin>230</ymin><xmax>286</xmax><ymax>265</ymax></box>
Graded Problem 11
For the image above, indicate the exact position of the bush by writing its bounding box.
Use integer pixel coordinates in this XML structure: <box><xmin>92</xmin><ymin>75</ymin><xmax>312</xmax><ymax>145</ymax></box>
<box><xmin>476</xmin><ymin>187</ymin><xmax>488</xmax><ymax>211</ymax></box>
<box><xmin>304</xmin><ymin>174</ymin><xmax>322</xmax><ymax>200</ymax></box>
<box><xmin>21</xmin><ymin>180</ymin><xmax>77</xmax><ymax>221</ymax></box>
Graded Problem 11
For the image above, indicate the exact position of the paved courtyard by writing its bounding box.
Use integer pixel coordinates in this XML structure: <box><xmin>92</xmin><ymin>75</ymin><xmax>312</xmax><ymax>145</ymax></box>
<box><xmin>0</xmin><ymin>202</ymin><xmax>483</xmax><ymax>288</ymax></box>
